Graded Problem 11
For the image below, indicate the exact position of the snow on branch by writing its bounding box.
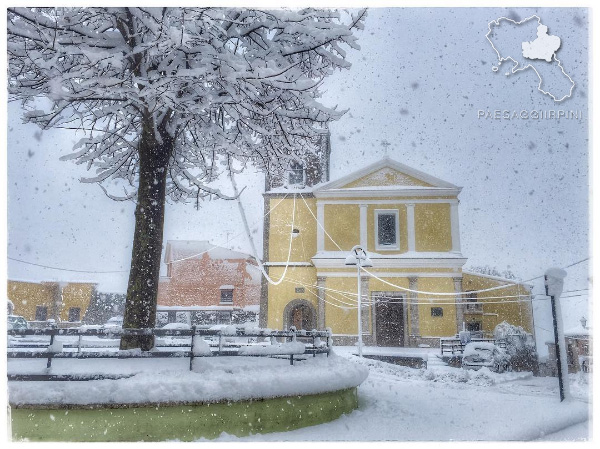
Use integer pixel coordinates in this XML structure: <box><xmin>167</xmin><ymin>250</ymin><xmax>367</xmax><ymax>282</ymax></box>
<box><xmin>8</xmin><ymin>7</ymin><xmax>366</xmax><ymax>203</ymax></box>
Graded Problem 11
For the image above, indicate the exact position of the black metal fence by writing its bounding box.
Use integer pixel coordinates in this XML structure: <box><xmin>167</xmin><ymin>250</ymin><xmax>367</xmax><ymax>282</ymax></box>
<box><xmin>8</xmin><ymin>326</ymin><xmax>332</xmax><ymax>381</ymax></box>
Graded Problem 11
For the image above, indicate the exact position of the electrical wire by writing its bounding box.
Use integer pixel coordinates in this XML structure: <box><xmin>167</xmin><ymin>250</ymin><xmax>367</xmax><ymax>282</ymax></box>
<box><xmin>167</xmin><ymin>192</ymin><xmax>288</xmax><ymax>264</ymax></box>
<box><xmin>515</xmin><ymin>257</ymin><xmax>590</xmax><ymax>285</ymax></box>
<box><xmin>280</xmin><ymin>278</ymin><xmax>359</xmax><ymax>309</ymax></box>
<box><xmin>12</xmin><ymin>167</ymin><xmax>589</xmax><ymax>304</ymax></box>
<box><xmin>7</xmin><ymin>191</ymin><xmax>290</xmax><ymax>274</ymax></box>
<box><xmin>561</xmin><ymin>288</ymin><xmax>589</xmax><ymax>294</ymax></box>
<box><xmin>286</xmin><ymin>275</ymin><xmax>544</xmax><ymax>301</ymax></box>
<box><xmin>563</xmin><ymin>258</ymin><xmax>590</xmax><ymax>269</ymax></box>
<box><xmin>284</xmin><ymin>275</ymin><xmax>549</xmax><ymax>306</ymax></box>
<box><xmin>234</xmin><ymin>192</ymin><xmax>297</xmax><ymax>286</ymax></box>
<box><xmin>363</xmin><ymin>268</ymin><xmax>530</xmax><ymax>296</ymax></box>
<box><xmin>7</xmin><ymin>257</ymin><xmax>129</xmax><ymax>274</ymax></box>
<box><xmin>298</xmin><ymin>192</ymin><xmax>590</xmax><ymax>298</ymax></box>
<box><xmin>299</xmin><ymin>193</ymin><xmax>343</xmax><ymax>251</ymax></box>
<box><xmin>282</xmin><ymin>277</ymin><xmax>362</xmax><ymax>307</ymax></box>
<box><xmin>358</xmin><ymin>296</ymin><xmax>551</xmax><ymax>306</ymax></box>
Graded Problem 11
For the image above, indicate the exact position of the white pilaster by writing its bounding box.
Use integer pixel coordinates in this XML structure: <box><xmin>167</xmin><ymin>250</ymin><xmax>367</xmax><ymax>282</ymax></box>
<box><xmin>359</xmin><ymin>204</ymin><xmax>368</xmax><ymax>248</ymax></box>
<box><xmin>450</xmin><ymin>202</ymin><xmax>461</xmax><ymax>253</ymax></box>
<box><xmin>408</xmin><ymin>276</ymin><xmax>419</xmax><ymax>343</ymax></box>
<box><xmin>406</xmin><ymin>203</ymin><xmax>416</xmax><ymax>252</ymax></box>
<box><xmin>317</xmin><ymin>202</ymin><xmax>325</xmax><ymax>251</ymax></box>
<box><xmin>317</xmin><ymin>276</ymin><xmax>326</xmax><ymax>330</ymax></box>
<box><xmin>454</xmin><ymin>277</ymin><xmax>464</xmax><ymax>333</ymax></box>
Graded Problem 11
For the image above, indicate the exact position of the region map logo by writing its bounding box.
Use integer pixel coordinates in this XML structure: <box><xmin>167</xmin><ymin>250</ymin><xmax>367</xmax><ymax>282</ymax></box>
<box><xmin>486</xmin><ymin>15</ymin><xmax>575</xmax><ymax>102</ymax></box>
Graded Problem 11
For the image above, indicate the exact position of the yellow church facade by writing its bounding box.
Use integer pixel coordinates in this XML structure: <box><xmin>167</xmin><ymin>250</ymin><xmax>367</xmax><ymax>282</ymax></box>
<box><xmin>260</xmin><ymin>156</ymin><xmax>534</xmax><ymax>347</ymax></box>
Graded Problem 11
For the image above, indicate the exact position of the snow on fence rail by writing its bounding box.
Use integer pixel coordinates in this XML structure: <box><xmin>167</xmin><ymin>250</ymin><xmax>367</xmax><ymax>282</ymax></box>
<box><xmin>440</xmin><ymin>337</ymin><xmax>506</xmax><ymax>356</ymax></box>
<box><xmin>7</xmin><ymin>326</ymin><xmax>332</xmax><ymax>380</ymax></box>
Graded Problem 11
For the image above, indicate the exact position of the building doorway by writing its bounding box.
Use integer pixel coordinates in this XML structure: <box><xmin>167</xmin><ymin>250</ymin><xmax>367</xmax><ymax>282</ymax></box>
<box><xmin>283</xmin><ymin>299</ymin><xmax>316</xmax><ymax>331</ymax></box>
<box><xmin>374</xmin><ymin>293</ymin><xmax>405</xmax><ymax>346</ymax></box>
<box><xmin>291</xmin><ymin>304</ymin><xmax>312</xmax><ymax>330</ymax></box>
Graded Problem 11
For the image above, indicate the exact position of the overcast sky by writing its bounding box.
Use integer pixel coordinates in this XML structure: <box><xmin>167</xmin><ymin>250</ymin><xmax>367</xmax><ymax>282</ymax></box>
<box><xmin>6</xmin><ymin>7</ymin><xmax>590</xmax><ymax>347</ymax></box>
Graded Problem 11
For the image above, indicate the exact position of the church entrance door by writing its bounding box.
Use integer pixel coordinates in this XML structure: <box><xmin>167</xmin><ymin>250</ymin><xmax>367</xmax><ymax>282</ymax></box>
<box><xmin>375</xmin><ymin>293</ymin><xmax>405</xmax><ymax>347</ymax></box>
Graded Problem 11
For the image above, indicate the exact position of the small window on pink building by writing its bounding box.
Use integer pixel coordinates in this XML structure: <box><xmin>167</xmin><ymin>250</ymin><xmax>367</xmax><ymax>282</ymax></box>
<box><xmin>220</xmin><ymin>285</ymin><xmax>234</xmax><ymax>304</ymax></box>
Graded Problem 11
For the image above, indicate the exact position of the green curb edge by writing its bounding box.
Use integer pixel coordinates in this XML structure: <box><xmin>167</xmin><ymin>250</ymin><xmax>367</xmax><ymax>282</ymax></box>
<box><xmin>10</xmin><ymin>387</ymin><xmax>358</xmax><ymax>442</ymax></box>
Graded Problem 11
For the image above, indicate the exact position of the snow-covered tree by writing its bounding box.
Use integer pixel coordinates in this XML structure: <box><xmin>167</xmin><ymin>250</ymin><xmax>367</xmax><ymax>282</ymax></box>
<box><xmin>493</xmin><ymin>321</ymin><xmax>538</xmax><ymax>373</ymax></box>
<box><xmin>83</xmin><ymin>292</ymin><xmax>126</xmax><ymax>325</ymax></box>
<box><xmin>466</xmin><ymin>265</ymin><xmax>517</xmax><ymax>280</ymax></box>
<box><xmin>8</xmin><ymin>7</ymin><xmax>366</xmax><ymax>349</ymax></box>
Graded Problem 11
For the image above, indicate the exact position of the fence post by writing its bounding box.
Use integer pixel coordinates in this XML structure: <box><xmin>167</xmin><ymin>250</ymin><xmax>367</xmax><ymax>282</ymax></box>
<box><xmin>46</xmin><ymin>329</ymin><xmax>56</xmax><ymax>369</ymax></box>
<box><xmin>77</xmin><ymin>335</ymin><xmax>82</xmax><ymax>353</ymax></box>
<box><xmin>189</xmin><ymin>325</ymin><xmax>196</xmax><ymax>371</ymax></box>
<box><xmin>290</xmin><ymin>328</ymin><xmax>296</xmax><ymax>365</ymax></box>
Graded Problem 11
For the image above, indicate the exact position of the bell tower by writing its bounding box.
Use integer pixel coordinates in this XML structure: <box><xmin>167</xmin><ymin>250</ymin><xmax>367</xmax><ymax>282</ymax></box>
<box><xmin>265</xmin><ymin>129</ymin><xmax>331</xmax><ymax>190</ymax></box>
<box><xmin>259</xmin><ymin>129</ymin><xmax>331</xmax><ymax>327</ymax></box>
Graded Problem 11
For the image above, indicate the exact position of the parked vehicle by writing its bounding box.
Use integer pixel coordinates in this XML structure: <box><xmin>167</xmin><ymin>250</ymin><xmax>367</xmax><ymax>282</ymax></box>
<box><xmin>159</xmin><ymin>322</ymin><xmax>191</xmax><ymax>342</ymax></box>
<box><xmin>462</xmin><ymin>342</ymin><xmax>510</xmax><ymax>373</ymax></box>
<box><xmin>161</xmin><ymin>322</ymin><xmax>191</xmax><ymax>331</ymax></box>
<box><xmin>103</xmin><ymin>316</ymin><xmax>123</xmax><ymax>329</ymax></box>
<box><xmin>98</xmin><ymin>316</ymin><xmax>123</xmax><ymax>337</ymax></box>
<box><xmin>77</xmin><ymin>323</ymin><xmax>103</xmax><ymax>331</ymax></box>
<box><xmin>580</xmin><ymin>356</ymin><xmax>592</xmax><ymax>373</ymax></box>
<box><xmin>8</xmin><ymin>315</ymin><xmax>29</xmax><ymax>331</ymax></box>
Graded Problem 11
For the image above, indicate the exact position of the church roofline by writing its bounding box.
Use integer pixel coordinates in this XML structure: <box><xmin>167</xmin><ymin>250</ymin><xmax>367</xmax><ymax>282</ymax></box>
<box><xmin>313</xmin><ymin>186</ymin><xmax>461</xmax><ymax>199</ymax></box>
<box><xmin>462</xmin><ymin>270</ymin><xmax>534</xmax><ymax>288</ymax></box>
<box><xmin>312</xmin><ymin>157</ymin><xmax>462</xmax><ymax>194</ymax></box>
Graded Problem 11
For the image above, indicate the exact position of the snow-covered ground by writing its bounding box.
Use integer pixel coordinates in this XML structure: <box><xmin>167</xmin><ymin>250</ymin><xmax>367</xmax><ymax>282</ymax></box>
<box><xmin>7</xmin><ymin>342</ymin><xmax>591</xmax><ymax>441</ymax></box>
<box><xmin>213</xmin><ymin>347</ymin><xmax>591</xmax><ymax>441</ymax></box>
<box><xmin>8</xmin><ymin>353</ymin><xmax>366</xmax><ymax>406</ymax></box>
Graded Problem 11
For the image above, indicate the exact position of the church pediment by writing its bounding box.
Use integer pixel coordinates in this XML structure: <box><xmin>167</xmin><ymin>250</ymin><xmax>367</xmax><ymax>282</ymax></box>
<box><xmin>341</xmin><ymin>167</ymin><xmax>433</xmax><ymax>188</ymax></box>
<box><xmin>312</xmin><ymin>157</ymin><xmax>460</xmax><ymax>197</ymax></box>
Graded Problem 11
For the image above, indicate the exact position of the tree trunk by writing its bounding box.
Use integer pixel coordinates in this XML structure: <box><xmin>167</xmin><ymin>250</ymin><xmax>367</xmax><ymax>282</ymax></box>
<box><xmin>120</xmin><ymin>115</ymin><xmax>173</xmax><ymax>350</ymax></box>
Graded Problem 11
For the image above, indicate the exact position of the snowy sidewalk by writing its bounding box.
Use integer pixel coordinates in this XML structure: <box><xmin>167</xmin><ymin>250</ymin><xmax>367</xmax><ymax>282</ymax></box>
<box><xmin>211</xmin><ymin>348</ymin><xmax>591</xmax><ymax>441</ymax></box>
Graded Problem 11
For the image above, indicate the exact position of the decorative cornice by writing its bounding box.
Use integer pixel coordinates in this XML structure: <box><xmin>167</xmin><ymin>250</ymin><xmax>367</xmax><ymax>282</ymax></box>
<box><xmin>313</xmin><ymin>187</ymin><xmax>461</xmax><ymax>199</ymax></box>
<box><xmin>263</xmin><ymin>191</ymin><xmax>315</xmax><ymax>198</ymax></box>
<box><xmin>316</xmin><ymin>271</ymin><xmax>465</xmax><ymax>278</ymax></box>
<box><xmin>263</xmin><ymin>262</ymin><xmax>314</xmax><ymax>267</ymax></box>
<box><xmin>311</xmin><ymin>255</ymin><xmax>467</xmax><ymax>270</ymax></box>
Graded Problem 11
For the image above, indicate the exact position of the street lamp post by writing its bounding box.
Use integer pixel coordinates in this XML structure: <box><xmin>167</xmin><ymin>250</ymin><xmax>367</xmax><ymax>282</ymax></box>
<box><xmin>345</xmin><ymin>245</ymin><xmax>373</xmax><ymax>357</ymax></box>
<box><xmin>545</xmin><ymin>268</ymin><xmax>569</xmax><ymax>402</ymax></box>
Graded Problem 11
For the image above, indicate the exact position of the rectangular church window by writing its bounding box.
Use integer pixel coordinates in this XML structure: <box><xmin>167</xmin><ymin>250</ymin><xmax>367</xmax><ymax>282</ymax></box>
<box><xmin>431</xmin><ymin>307</ymin><xmax>443</xmax><ymax>317</ymax></box>
<box><xmin>376</xmin><ymin>210</ymin><xmax>399</xmax><ymax>249</ymax></box>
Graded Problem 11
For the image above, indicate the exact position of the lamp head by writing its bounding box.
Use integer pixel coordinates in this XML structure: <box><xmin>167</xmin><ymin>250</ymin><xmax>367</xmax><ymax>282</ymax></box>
<box><xmin>344</xmin><ymin>254</ymin><xmax>358</xmax><ymax>265</ymax></box>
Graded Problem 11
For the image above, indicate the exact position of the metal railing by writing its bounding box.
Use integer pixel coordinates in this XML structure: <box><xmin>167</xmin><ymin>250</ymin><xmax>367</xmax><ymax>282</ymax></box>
<box><xmin>8</xmin><ymin>326</ymin><xmax>332</xmax><ymax>380</ymax></box>
<box><xmin>440</xmin><ymin>337</ymin><xmax>506</xmax><ymax>356</ymax></box>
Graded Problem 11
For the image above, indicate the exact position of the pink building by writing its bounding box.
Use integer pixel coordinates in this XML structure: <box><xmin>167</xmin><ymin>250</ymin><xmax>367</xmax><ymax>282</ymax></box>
<box><xmin>157</xmin><ymin>240</ymin><xmax>261</xmax><ymax>326</ymax></box>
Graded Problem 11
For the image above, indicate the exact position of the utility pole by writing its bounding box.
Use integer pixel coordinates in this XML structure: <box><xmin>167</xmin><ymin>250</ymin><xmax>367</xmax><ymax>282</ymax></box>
<box><xmin>544</xmin><ymin>268</ymin><xmax>570</xmax><ymax>402</ymax></box>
